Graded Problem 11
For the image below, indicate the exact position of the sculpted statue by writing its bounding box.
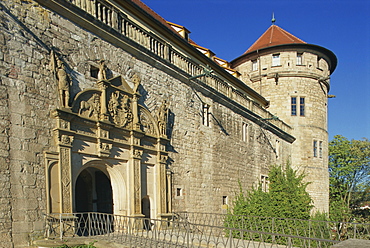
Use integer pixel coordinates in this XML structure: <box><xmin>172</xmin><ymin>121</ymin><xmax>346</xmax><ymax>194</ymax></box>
<box><xmin>50</xmin><ymin>50</ymin><xmax>70</xmax><ymax>108</ymax></box>
<box><xmin>131</xmin><ymin>73</ymin><xmax>141</xmax><ymax>93</ymax></box>
<box><xmin>98</xmin><ymin>60</ymin><xmax>107</xmax><ymax>80</ymax></box>
<box><xmin>79</xmin><ymin>93</ymin><xmax>101</xmax><ymax>120</ymax></box>
<box><xmin>157</xmin><ymin>100</ymin><xmax>168</xmax><ymax>136</ymax></box>
<box><xmin>108</xmin><ymin>91</ymin><xmax>120</xmax><ymax>123</ymax></box>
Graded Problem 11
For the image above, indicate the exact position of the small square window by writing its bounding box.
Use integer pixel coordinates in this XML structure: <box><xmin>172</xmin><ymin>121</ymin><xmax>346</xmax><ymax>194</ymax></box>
<box><xmin>176</xmin><ymin>187</ymin><xmax>182</xmax><ymax>197</ymax></box>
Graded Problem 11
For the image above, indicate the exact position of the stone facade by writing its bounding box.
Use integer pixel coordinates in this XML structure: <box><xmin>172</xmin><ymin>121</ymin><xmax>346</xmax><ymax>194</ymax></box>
<box><xmin>0</xmin><ymin>0</ymin><xmax>334</xmax><ymax>247</ymax></box>
<box><xmin>232</xmin><ymin>45</ymin><xmax>336</xmax><ymax>212</ymax></box>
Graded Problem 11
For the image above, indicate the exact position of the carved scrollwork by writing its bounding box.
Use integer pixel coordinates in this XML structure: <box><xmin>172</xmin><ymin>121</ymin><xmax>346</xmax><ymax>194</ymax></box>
<box><xmin>59</xmin><ymin>134</ymin><xmax>74</xmax><ymax>146</ymax></box>
<box><xmin>79</xmin><ymin>93</ymin><xmax>101</xmax><ymax>120</ymax></box>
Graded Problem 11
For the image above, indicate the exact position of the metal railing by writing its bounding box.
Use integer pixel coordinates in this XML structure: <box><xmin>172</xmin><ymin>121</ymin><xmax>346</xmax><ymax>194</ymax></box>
<box><xmin>41</xmin><ymin>212</ymin><xmax>370</xmax><ymax>247</ymax></box>
<box><xmin>175</xmin><ymin>212</ymin><xmax>370</xmax><ymax>242</ymax></box>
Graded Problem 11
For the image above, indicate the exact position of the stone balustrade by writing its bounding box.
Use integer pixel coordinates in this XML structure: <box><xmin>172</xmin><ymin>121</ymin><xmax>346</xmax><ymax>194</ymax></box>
<box><xmin>65</xmin><ymin>0</ymin><xmax>291</xmax><ymax>133</ymax></box>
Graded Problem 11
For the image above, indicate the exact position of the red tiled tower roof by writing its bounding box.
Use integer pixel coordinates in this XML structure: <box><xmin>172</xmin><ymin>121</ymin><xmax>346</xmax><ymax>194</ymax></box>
<box><xmin>244</xmin><ymin>25</ymin><xmax>306</xmax><ymax>54</ymax></box>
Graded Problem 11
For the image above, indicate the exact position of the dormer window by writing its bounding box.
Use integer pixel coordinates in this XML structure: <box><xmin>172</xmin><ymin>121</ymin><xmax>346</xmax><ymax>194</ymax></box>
<box><xmin>272</xmin><ymin>54</ymin><xmax>280</xmax><ymax>66</ymax></box>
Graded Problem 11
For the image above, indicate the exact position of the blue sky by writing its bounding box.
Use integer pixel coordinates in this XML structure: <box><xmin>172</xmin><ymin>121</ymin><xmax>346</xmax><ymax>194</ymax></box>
<box><xmin>141</xmin><ymin>0</ymin><xmax>370</xmax><ymax>141</ymax></box>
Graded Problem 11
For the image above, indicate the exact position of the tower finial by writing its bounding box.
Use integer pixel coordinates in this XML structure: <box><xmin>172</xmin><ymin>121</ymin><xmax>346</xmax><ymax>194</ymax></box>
<box><xmin>272</xmin><ymin>12</ymin><xmax>276</xmax><ymax>25</ymax></box>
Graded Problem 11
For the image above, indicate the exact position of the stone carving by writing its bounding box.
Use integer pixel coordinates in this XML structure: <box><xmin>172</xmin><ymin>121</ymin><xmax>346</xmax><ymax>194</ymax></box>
<box><xmin>60</xmin><ymin>134</ymin><xmax>74</xmax><ymax>146</ymax></box>
<box><xmin>98</xmin><ymin>59</ymin><xmax>107</xmax><ymax>80</ymax></box>
<box><xmin>50</xmin><ymin>51</ymin><xmax>70</xmax><ymax>108</ymax></box>
<box><xmin>157</xmin><ymin>100</ymin><xmax>168</xmax><ymax>136</ymax></box>
<box><xmin>60</xmin><ymin>147</ymin><xmax>72</xmax><ymax>212</ymax></box>
<box><xmin>133</xmin><ymin>149</ymin><xmax>143</xmax><ymax>159</ymax></box>
<box><xmin>79</xmin><ymin>93</ymin><xmax>101</xmax><ymax>120</ymax></box>
<box><xmin>131</xmin><ymin>73</ymin><xmax>141</xmax><ymax>93</ymax></box>
<box><xmin>100</xmin><ymin>142</ymin><xmax>112</xmax><ymax>151</ymax></box>
<box><xmin>140</xmin><ymin>110</ymin><xmax>155</xmax><ymax>135</ymax></box>
<box><xmin>108</xmin><ymin>91</ymin><xmax>133</xmax><ymax>128</ymax></box>
<box><xmin>160</xmin><ymin>154</ymin><xmax>168</xmax><ymax>164</ymax></box>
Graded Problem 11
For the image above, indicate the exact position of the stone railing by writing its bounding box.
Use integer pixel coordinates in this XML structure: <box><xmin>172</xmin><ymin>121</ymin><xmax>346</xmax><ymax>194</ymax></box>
<box><xmin>60</xmin><ymin>0</ymin><xmax>291</xmax><ymax>134</ymax></box>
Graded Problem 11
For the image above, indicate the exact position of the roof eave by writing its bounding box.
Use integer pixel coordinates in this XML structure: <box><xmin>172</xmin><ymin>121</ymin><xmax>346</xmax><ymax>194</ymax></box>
<box><xmin>231</xmin><ymin>43</ymin><xmax>337</xmax><ymax>74</ymax></box>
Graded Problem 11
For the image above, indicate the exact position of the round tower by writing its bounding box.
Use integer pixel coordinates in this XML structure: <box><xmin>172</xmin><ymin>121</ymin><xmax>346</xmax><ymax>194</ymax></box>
<box><xmin>231</xmin><ymin>23</ymin><xmax>337</xmax><ymax>212</ymax></box>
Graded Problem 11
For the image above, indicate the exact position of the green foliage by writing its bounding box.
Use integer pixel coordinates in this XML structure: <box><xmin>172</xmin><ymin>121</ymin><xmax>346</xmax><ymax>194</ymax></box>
<box><xmin>230</xmin><ymin>163</ymin><xmax>313</xmax><ymax>220</ymax></box>
<box><xmin>329</xmin><ymin>135</ymin><xmax>370</xmax><ymax>222</ymax></box>
<box><xmin>225</xmin><ymin>163</ymin><xmax>315</xmax><ymax>245</ymax></box>
<box><xmin>52</xmin><ymin>241</ymin><xmax>97</xmax><ymax>248</ymax></box>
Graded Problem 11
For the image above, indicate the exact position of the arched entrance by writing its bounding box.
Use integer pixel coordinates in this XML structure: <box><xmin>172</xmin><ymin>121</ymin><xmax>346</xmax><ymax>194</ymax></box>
<box><xmin>75</xmin><ymin>168</ymin><xmax>113</xmax><ymax>214</ymax></box>
<box><xmin>75</xmin><ymin>167</ymin><xmax>113</xmax><ymax>235</ymax></box>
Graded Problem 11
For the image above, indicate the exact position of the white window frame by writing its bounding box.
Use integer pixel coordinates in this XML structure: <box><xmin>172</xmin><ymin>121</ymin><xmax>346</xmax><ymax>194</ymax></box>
<box><xmin>272</xmin><ymin>54</ymin><xmax>280</xmax><ymax>66</ymax></box>
<box><xmin>252</xmin><ymin>59</ymin><xmax>258</xmax><ymax>71</ymax></box>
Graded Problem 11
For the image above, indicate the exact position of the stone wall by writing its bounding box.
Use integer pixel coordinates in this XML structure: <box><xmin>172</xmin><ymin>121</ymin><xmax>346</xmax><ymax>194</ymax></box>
<box><xmin>233</xmin><ymin>48</ymin><xmax>332</xmax><ymax>212</ymax></box>
<box><xmin>0</xmin><ymin>0</ymin><xmax>293</xmax><ymax>246</ymax></box>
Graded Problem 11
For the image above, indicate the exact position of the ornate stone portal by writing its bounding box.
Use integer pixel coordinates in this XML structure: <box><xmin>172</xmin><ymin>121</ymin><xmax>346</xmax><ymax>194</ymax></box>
<box><xmin>45</xmin><ymin>59</ymin><xmax>171</xmax><ymax>219</ymax></box>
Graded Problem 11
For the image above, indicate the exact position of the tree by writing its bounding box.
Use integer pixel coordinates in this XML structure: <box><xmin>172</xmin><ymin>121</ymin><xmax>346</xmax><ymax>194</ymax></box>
<box><xmin>329</xmin><ymin>135</ymin><xmax>370</xmax><ymax>222</ymax></box>
<box><xmin>230</xmin><ymin>162</ymin><xmax>313</xmax><ymax>219</ymax></box>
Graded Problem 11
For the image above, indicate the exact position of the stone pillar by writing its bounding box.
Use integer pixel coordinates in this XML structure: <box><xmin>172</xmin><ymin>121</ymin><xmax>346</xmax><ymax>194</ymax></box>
<box><xmin>97</xmin><ymin>81</ymin><xmax>109</xmax><ymax>121</ymax></box>
<box><xmin>129</xmin><ymin>131</ymin><xmax>144</xmax><ymax>216</ymax></box>
<box><xmin>57</xmin><ymin>134</ymin><xmax>74</xmax><ymax>213</ymax></box>
<box><xmin>132</xmin><ymin>94</ymin><xmax>141</xmax><ymax>131</ymax></box>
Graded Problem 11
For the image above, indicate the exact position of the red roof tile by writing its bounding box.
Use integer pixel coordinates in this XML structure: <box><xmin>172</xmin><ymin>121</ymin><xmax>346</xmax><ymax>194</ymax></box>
<box><xmin>244</xmin><ymin>25</ymin><xmax>306</xmax><ymax>54</ymax></box>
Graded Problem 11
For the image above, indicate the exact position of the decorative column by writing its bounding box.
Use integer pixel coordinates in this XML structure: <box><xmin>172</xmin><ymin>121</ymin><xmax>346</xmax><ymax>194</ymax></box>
<box><xmin>57</xmin><ymin>133</ymin><xmax>74</xmax><ymax>213</ymax></box>
<box><xmin>157</xmin><ymin>138</ymin><xmax>171</xmax><ymax>218</ymax></box>
<box><xmin>129</xmin><ymin>131</ymin><xmax>144</xmax><ymax>216</ymax></box>
<box><xmin>97</xmin><ymin>80</ymin><xmax>109</xmax><ymax>121</ymax></box>
<box><xmin>131</xmin><ymin>94</ymin><xmax>141</xmax><ymax>131</ymax></box>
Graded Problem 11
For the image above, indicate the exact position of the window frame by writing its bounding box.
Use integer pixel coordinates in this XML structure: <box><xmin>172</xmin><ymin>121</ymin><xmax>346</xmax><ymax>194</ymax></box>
<box><xmin>252</xmin><ymin>59</ymin><xmax>258</xmax><ymax>71</ymax></box>
<box><xmin>300</xmin><ymin>97</ymin><xmax>305</xmax><ymax>117</ymax></box>
<box><xmin>202</xmin><ymin>103</ymin><xmax>210</xmax><ymax>126</ymax></box>
<box><xmin>291</xmin><ymin>97</ymin><xmax>297</xmax><ymax>116</ymax></box>
<box><xmin>272</xmin><ymin>53</ymin><xmax>281</xmax><ymax>67</ymax></box>
<box><xmin>296</xmin><ymin>52</ymin><xmax>303</xmax><ymax>65</ymax></box>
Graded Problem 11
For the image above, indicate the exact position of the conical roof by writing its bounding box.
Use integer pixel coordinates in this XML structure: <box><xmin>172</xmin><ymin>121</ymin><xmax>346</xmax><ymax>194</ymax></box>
<box><xmin>244</xmin><ymin>25</ymin><xmax>306</xmax><ymax>54</ymax></box>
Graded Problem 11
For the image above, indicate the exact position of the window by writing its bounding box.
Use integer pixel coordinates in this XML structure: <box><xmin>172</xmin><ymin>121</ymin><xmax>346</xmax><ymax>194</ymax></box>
<box><xmin>202</xmin><ymin>104</ymin><xmax>210</xmax><ymax>126</ymax></box>
<box><xmin>222</xmin><ymin>196</ymin><xmax>228</xmax><ymax>205</ymax></box>
<box><xmin>313</xmin><ymin>140</ymin><xmax>318</xmax><ymax>157</ymax></box>
<box><xmin>272</xmin><ymin>54</ymin><xmax>280</xmax><ymax>66</ymax></box>
<box><xmin>261</xmin><ymin>175</ymin><xmax>269</xmax><ymax>192</ymax></box>
<box><xmin>252</xmin><ymin>59</ymin><xmax>258</xmax><ymax>71</ymax></box>
<box><xmin>300</xmin><ymin>97</ymin><xmax>305</xmax><ymax>116</ymax></box>
<box><xmin>291</xmin><ymin>97</ymin><xmax>297</xmax><ymax>116</ymax></box>
<box><xmin>90</xmin><ymin>65</ymin><xmax>99</xmax><ymax>78</ymax></box>
<box><xmin>317</xmin><ymin>56</ymin><xmax>321</xmax><ymax>68</ymax></box>
<box><xmin>319</xmin><ymin>141</ymin><xmax>323</xmax><ymax>158</ymax></box>
<box><xmin>242</xmin><ymin>122</ymin><xmax>248</xmax><ymax>142</ymax></box>
<box><xmin>276</xmin><ymin>140</ymin><xmax>280</xmax><ymax>159</ymax></box>
<box><xmin>297</xmin><ymin>53</ymin><xmax>303</xmax><ymax>65</ymax></box>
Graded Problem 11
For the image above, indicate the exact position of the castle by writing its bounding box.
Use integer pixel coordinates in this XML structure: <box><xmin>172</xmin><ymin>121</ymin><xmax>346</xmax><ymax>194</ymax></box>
<box><xmin>0</xmin><ymin>0</ymin><xmax>336</xmax><ymax>247</ymax></box>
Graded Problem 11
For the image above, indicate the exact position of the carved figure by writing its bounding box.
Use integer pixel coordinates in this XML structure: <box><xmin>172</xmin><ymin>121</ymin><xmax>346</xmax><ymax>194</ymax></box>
<box><xmin>131</xmin><ymin>73</ymin><xmax>141</xmax><ymax>93</ymax></box>
<box><xmin>157</xmin><ymin>100</ymin><xmax>168</xmax><ymax>136</ymax></box>
<box><xmin>140</xmin><ymin>111</ymin><xmax>154</xmax><ymax>135</ymax></box>
<box><xmin>50</xmin><ymin>51</ymin><xmax>70</xmax><ymax>108</ymax></box>
<box><xmin>108</xmin><ymin>91</ymin><xmax>120</xmax><ymax>123</ymax></box>
<box><xmin>120</xmin><ymin>95</ymin><xmax>133</xmax><ymax>127</ymax></box>
<box><xmin>79</xmin><ymin>93</ymin><xmax>101</xmax><ymax>119</ymax></box>
<box><xmin>98</xmin><ymin>60</ymin><xmax>107</xmax><ymax>80</ymax></box>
